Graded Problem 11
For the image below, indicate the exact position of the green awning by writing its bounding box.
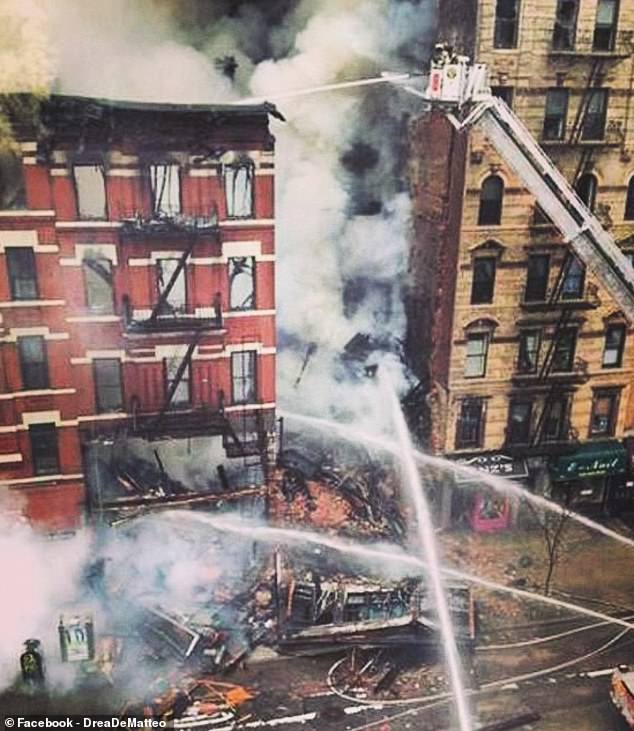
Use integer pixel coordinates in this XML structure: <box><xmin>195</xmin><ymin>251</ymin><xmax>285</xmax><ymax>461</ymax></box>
<box><xmin>551</xmin><ymin>441</ymin><xmax>626</xmax><ymax>482</ymax></box>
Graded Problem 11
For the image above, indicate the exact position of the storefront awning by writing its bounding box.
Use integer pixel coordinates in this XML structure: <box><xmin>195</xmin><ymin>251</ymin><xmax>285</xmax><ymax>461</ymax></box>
<box><xmin>551</xmin><ymin>441</ymin><xmax>626</xmax><ymax>482</ymax></box>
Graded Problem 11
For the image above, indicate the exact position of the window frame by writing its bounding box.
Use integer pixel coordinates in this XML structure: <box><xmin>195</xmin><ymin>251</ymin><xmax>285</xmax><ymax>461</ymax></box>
<box><xmin>224</xmin><ymin>161</ymin><xmax>255</xmax><ymax>219</ymax></box>
<box><xmin>517</xmin><ymin>328</ymin><xmax>541</xmax><ymax>373</ymax></box>
<box><xmin>552</xmin><ymin>0</ymin><xmax>579</xmax><ymax>50</ymax></box>
<box><xmin>561</xmin><ymin>256</ymin><xmax>585</xmax><ymax>300</ymax></box>
<box><xmin>506</xmin><ymin>400</ymin><xmax>533</xmax><ymax>445</ymax></box>
<box><xmin>231</xmin><ymin>350</ymin><xmax>257</xmax><ymax>405</ymax></box>
<box><xmin>455</xmin><ymin>398</ymin><xmax>486</xmax><ymax>450</ymax></box>
<box><xmin>493</xmin><ymin>0</ymin><xmax>521</xmax><ymax>49</ymax></box>
<box><xmin>593</xmin><ymin>0</ymin><xmax>619</xmax><ymax>51</ymax></box>
<box><xmin>470</xmin><ymin>256</ymin><xmax>497</xmax><ymax>305</ymax></box>
<box><xmin>164</xmin><ymin>355</ymin><xmax>191</xmax><ymax>407</ymax></box>
<box><xmin>83</xmin><ymin>256</ymin><xmax>114</xmax><ymax>314</ymax></box>
<box><xmin>575</xmin><ymin>172</ymin><xmax>598</xmax><ymax>211</ymax></box>
<box><xmin>589</xmin><ymin>389</ymin><xmax>620</xmax><ymax>437</ymax></box>
<box><xmin>156</xmin><ymin>257</ymin><xmax>187</xmax><ymax>316</ymax></box>
<box><xmin>148</xmin><ymin>162</ymin><xmax>182</xmax><ymax>217</ymax></box>
<box><xmin>464</xmin><ymin>332</ymin><xmax>490</xmax><ymax>379</ymax></box>
<box><xmin>93</xmin><ymin>358</ymin><xmax>124</xmax><ymax>414</ymax></box>
<box><xmin>477</xmin><ymin>175</ymin><xmax>504</xmax><ymax>226</ymax></box>
<box><xmin>18</xmin><ymin>335</ymin><xmax>49</xmax><ymax>391</ymax></box>
<box><xmin>581</xmin><ymin>90</ymin><xmax>608</xmax><ymax>141</ymax></box>
<box><xmin>228</xmin><ymin>256</ymin><xmax>256</xmax><ymax>311</ymax></box>
<box><xmin>602</xmin><ymin>323</ymin><xmax>626</xmax><ymax>368</ymax></box>
<box><xmin>29</xmin><ymin>423</ymin><xmax>60</xmax><ymax>476</ymax></box>
<box><xmin>73</xmin><ymin>164</ymin><xmax>108</xmax><ymax>220</ymax></box>
<box><xmin>551</xmin><ymin>328</ymin><xmax>577</xmax><ymax>372</ymax></box>
<box><xmin>624</xmin><ymin>176</ymin><xmax>634</xmax><ymax>220</ymax></box>
<box><xmin>525</xmin><ymin>254</ymin><xmax>550</xmax><ymax>302</ymax></box>
<box><xmin>542</xmin><ymin>88</ymin><xmax>569</xmax><ymax>141</ymax></box>
<box><xmin>491</xmin><ymin>86</ymin><xmax>514</xmax><ymax>108</ymax></box>
<box><xmin>6</xmin><ymin>246</ymin><xmax>38</xmax><ymax>301</ymax></box>
<box><xmin>543</xmin><ymin>396</ymin><xmax>570</xmax><ymax>442</ymax></box>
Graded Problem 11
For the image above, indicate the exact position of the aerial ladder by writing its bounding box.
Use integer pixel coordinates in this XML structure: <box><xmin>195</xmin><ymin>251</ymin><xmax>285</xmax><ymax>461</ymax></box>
<box><xmin>409</xmin><ymin>50</ymin><xmax>634</xmax><ymax>323</ymax></box>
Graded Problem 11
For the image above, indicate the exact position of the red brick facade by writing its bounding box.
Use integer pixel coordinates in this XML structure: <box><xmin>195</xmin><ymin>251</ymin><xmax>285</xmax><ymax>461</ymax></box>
<box><xmin>0</xmin><ymin>97</ymin><xmax>277</xmax><ymax>530</ymax></box>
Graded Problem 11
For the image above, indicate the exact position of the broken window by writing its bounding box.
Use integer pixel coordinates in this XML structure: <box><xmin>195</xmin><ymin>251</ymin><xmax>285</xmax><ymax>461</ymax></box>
<box><xmin>525</xmin><ymin>254</ymin><xmax>550</xmax><ymax>302</ymax></box>
<box><xmin>224</xmin><ymin>162</ymin><xmax>254</xmax><ymax>218</ymax></box>
<box><xmin>561</xmin><ymin>256</ymin><xmax>585</xmax><ymax>299</ymax></box>
<box><xmin>456</xmin><ymin>398</ymin><xmax>485</xmax><ymax>449</ymax></box>
<box><xmin>164</xmin><ymin>355</ymin><xmax>190</xmax><ymax>406</ymax></box>
<box><xmin>29</xmin><ymin>423</ymin><xmax>60</xmax><ymax>475</ymax></box>
<box><xmin>494</xmin><ymin>0</ymin><xmax>520</xmax><ymax>49</ymax></box>
<box><xmin>602</xmin><ymin>324</ymin><xmax>626</xmax><ymax>368</ymax></box>
<box><xmin>625</xmin><ymin>177</ymin><xmax>634</xmax><ymax>220</ymax></box>
<box><xmin>6</xmin><ymin>246</ymin><xmax>38</xmax><ymax>300</ymax></box>
<box><xmin>542</xmin><ymin>88</ymin><xmax>568</xmax><ymax>141</ymax></box>
<box><xmin>594</xmin><ymin>0</ymin><xmax>619</xmax><ymax>51</ymax></box>
<box><xmin>471</xmin><ymin>257</ymin><xmax>496</xmax><ymax>304</ymax></box>
<box><xmin>229</xmin><ymin>257</ymin><xmax>255</xmax><ymax>310</ymax></box>
<box><xmin>149</xmin><ymin>163</ymin><xmax>181</xmax><ymax>217</ymax></box>
<box><xmin>231</xmin><ymin>350</ymin><xmax>256</xmax><ymax>404</ymax></box>
<box><xmin>507</xmin><ymin>401</ymin><xmax>533</xmax><ymax>445</ymax></box>
<box><xmin>543</xmin><ymin>397</ymin><xmax>569</xmax><ymax>441</ymax></box>
<box><xmin>551</xmin><ymin>328</ymin><xmax>577</xmax><ymax>372</ymax></box>
<box><xmin>464</xmin><ymin>333</ymin><xmax>489</xmax><ymax>378</ymax></box>
<box><xmin>94</xmin><ymin>359</ymin><xmax>123</xmax><ymax>413</ymax></box>
<box><xmin>73</xmin><ymin>165</ymin><xmax>107</xmax><ymax>219</ymax></box>
<box><xmin>552</xmin><ymin>0</ymin><xmax>579</xmax><ymax>50</ymax></box>
<box><xmin>18</xmin><ymin>336</ymin><xmax>49</xmax><ymax>390</ymax></box>
<box><xmin>575</xmin><ymin>172</ymin><xmax>598</xmax><ymax>211</ymax></box>
<box><xmin>156</xmin><ymin>258</ymin><xmax>187</xmax><ymax>315</ymax></box>
<box><xmin>0</xmin><ymin>149</ymin><xmax>26</xmax><ymax>209</ymax></box>
<box><xmin>581</xmin><ymin>90</ymin><xmax>608</xmax><ymax>141</ymax></box>
<box><xmin>477</xmin><ymin>176</ymin><xmax>504</xmax><ymax>225</ymax></box>
<box><xmin>83</xmin><ymin>256</ymin><xmax>113</xmax><ymax>313</ymax></box>
<box><xmin>517</xmin><ymin>329</ymin><xmax>541</xmax><ymax>373</ymax></box>
<box><xmin>590</xmin><ymin>390</ymin><xmax>619</xmax><ymax>436</ymax></box>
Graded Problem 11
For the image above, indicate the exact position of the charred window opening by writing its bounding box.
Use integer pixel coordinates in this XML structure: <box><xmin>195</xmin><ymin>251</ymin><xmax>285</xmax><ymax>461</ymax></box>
<box><xmin>551</xmin><ymin>328</ymin><xmax>577</xmax><ymax>372</ymax></box>
<box><xmin>149</xmin><ymin>163</ymin><xmax>181</xmax><ymax>217</ymax></box>
<box><xmin>561</xmin><ymin>256</ymin><xmax>585</xmax><ymax>300</ymax></box>
<box><xmin>590</xmin><ymin>389</ymin><xmax>619</xmax><ymax>436</ymax></box>
<box><xmin>575</xmin><ymin>173</ymin><xmax>598</xmax><ymax>211</ymax></box>
<box><xmin>231</xmin><ymin>350</ymin><xmax>256</xmax><ymax>404</ymax></box>
<box><xmin>581</xmin><ymin>90</ymin><xmax>608</xmax><ymax>141</ymax></box>
<box><xmin>494</xmin><ymin>0</ymin><xmax>520</xmax><ymax>49</ymax></box>
<box><xmin>552</xmin><ymin>0</ymin><xmax>579</xmax><ymax>50</ymax></box>
<box><xmin>517</xmin><ymin>329</ymin><xmax>541</xmax><ymax>373</ymax></box>
<box><xmin>543</xmin><ymin>397</ymin><xmax>570</xmax><ymax>441</ymax></box>
<box><xmin>6</xmin><ymin>246</ymin><xmax>38</xmax><ymax>300</ymax></box>
<box><xmin>464</xmin><ymin>333</ymin><xmax>489</xmax><ymax>378</ymax></box>
<box><xmin>29</xmin><ymin>423</ymin><xmax>60</xmax><ymax>476</ymax></box>
<box><xmin>471</xmin><ymin>257</ymin><xmax>497</xmax><ymax>304</ymax></box>
<box><xmin>73</xmin><ymin>164</ymin><xmax>107</xmax><ymax>220</ymax></box>
<box><xmin>456</xmin><ymin>398</ymin><xmax>486</xmax><ymax>449</ymax></box>
<box><xmin>525</xmin><ymin>254</ymin><xmax>550</xmax><ymax>302</ymax></box>
<box><xmin>594</xmin><ymin>0</ymin><xmax>619</xmax><ymax>51</ymax></box>
<box><xmin>164</xmin><ymin>355</ymin><xmax>190</xmax><ymax>407</ymax></box>
<box><xmin>18</xmin><ymin>336</ymin><xmax>49</xmax><ymax>390</ymax></box>
<box><xmin>229</xmin><ymin>257</ymin><xmax>255</xmax><ymax>310</ymax></box>
<box><xmin>156</xmin><ymin>258</ymin><xmax>187</xmax><ymax>316</ymax></box>
<box><xmin>603</xmin><ymin>324</ymin><xmax>626</xmax><ymax>368</ymax></box>
<box><xmin>94</xmin><ymin>359</ymin><xmax>123</xmax><ymax>413</ymax></box>
<box><xmin>507</xmin><ymin>401</ymin><xmax>533</xmax><ymax>445</ymax></box>
<box><xmin>0</xmin><ymin>149</ymin><xmax>26</xmax><ymax>210</ymax></box>
<box><xmin>224</xmin><ymin>161</ymin><xmax>254</xmax><ymax>218</ymax></box>
<box><xmin>542</xmin><ymin>88</ymin><xmax>568</xmax><ymax>141</ymax></box>
<box><xmin>83</xmin><ymin>256</ymin><xmax>113</xmax><ymax>314</ymax></box>
<box><xmin>477</xmin><ymin>175</ymin><xmax>504</xmax><ymax>225</ymax></box>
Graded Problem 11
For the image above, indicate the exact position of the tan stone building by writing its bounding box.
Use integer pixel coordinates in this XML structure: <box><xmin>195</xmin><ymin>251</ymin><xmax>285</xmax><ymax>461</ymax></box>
<box><xmin>408</xmin><ymin>0</ymin><xmax>634</xmax><ymax>513</ymax></box>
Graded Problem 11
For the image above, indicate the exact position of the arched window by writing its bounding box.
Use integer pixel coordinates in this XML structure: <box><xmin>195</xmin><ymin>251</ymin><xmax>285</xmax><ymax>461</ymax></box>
<box><xmin>478</xmin><ymin>175</ymin><xmax>504</xmax><ymax>225</ymax></box>
<box><xmin>625</xmin><ymin>176</ymin><xmax>634</xmax><ymax>220</ymax></box>
<box><xmin>575</xmin><ymin>173</ymin><xmax>597</xmax><ymax>211</ymax></box>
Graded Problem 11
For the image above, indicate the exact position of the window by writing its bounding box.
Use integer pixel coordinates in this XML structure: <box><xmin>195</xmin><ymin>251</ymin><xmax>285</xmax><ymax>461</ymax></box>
<box><xmin>603</xmin><ymin>324</ymin><xmax>626</xmax><ymax>367</ymax></box>
<box><xmin>29</xmin><ymin>423</ymin><xmax>60</xmax><ymax>476</ymax></box>
<box><xmin>94</xmin><ymin>359</ymin><xmax>123</xmax><ymax>413</ymax></box>
<box><xmin>471</xmin><ymin>257</ymin><xmax>497</xmax><ymax>304</ymax></box>
<box><xmin>543</xmin><ymin>397</ymin><xmax>569</xmax><ymax>441</ymax></box>
<box><xmin>561</xmin><ymin>256</ymin><xmax>585</xmax><ymax>299</ymax></box>
<box><xmin>156</xmin><ymin>258</ymin><xmax>186</xmax><ymax>315</ymax></box>
<box><xmin>149</xmin><ymin>163</ymin><xmax>181</xmax><ymax>216</ymax></box>
<box><xmin>83</xmin><ymin>256</ymin><xmax>113</xmax><ymax>313</ymax></box>
<box><xmin>229</xmin><ymin>257</ymin><xmax>256</xmax><ymax>310</ymax></box>
<box><xmin>456</xmin><ymin>399</ymin><xmax>485</xmax><ymax>449</ymax></box>
<box><xmin>494</xmin><ymin>0</ymin><xmax>520</xmax><ymax>49</ymax></box>
<box><xmin>551</xmin><ymin>328</ymin><xmax>577</xmax><ymax>372</ymax></box>
<box><xmin>6</xmin><ymin>247</ymin><xmax>37</xmax><ymax>300</ymax></box>
<box><xmin>18</xmin><ymin>336</ymin><xmax>48</xmax><ymax>390</ymax></box>
<box><xmin>478</xmin><ymin>176</ymin><xmax>504</xmax><ymax>226</ymax></box>
<box><xmin>507</xmin><ymin>401</ymin><xmax>533</xmax><ymax>444</ymax></box>
<box><xmin>73</xmin><ymin>165</ymin><xmax>107</xmax><ymax>220</ymax></box>
<box><xmin>517</xmin><ymin>329</ymin><xmax>541</xmax><ymax>373</ymax></box>
<box><xmin>465</xmin><ymin>333</ymin><xmax>489</xmax><ymax>378</ymax></box>
<box><xmin>552</xmin><ymin>0</ymin><xmax>579</xmax><ymax>50</ymax></box>
<box><xmin>594</xmin><ymin>0</ymin><xmax>619</xmax><ymax>51</ymax></box>
<box><xmin>491</xmin><ymin>86</ymin><xmax>514</xmax><ymax>108</ymax></box>
<box><xmin>231</xmin><ymin>350</ymin><xmax>256</xmax><ymax>404</ymax></box>
<box><xmin>0</xmin><ymin>150</ymin><xmax>26</xmax><ymax>209</ymax></box>
<box><xmin>590</xmin><ymin>389</ymin><xmax>619</xmax><ymax>436</ymax></box>
<box><xmin>165</xmin><ymin>355</ymin><xmax>190</xmax><ymax>406</ymax></box>
<box><xmin>525</xmin><ymin>254</ymin><xmax>550</xmax><ymax>302</ymax></box>
<box><xmin>575</xmin><ymin>173</ymin><xmax>598</xmax><ymax>211</ymax></box>
<box><xmin>625</xmin><ymin>177</ymin><xmax>634</xmax><ymax>220</ymax></box>
<box><xmin>542</xmin><ymin>89</ymin><xmax>568</xmax><ymax>140</ymax></box>
<box><xmin>581</xmin><ymin>90</ymin><xmax>608</xmax><ymax>140</ymax></box>
<box><xmin>224</xmin><ymin>162</ymin><xmax>254</xmax><ymax>218</ymax></box>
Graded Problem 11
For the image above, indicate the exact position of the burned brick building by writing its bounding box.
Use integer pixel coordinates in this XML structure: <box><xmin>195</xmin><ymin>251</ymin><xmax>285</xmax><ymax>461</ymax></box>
<box><xmin>0</xmin><ymin>95</ymin><xmax>279</xmax><ymax>531</ymax></box>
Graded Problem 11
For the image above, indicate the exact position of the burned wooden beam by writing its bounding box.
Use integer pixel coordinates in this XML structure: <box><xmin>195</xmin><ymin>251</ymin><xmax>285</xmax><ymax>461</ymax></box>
<box><xmin>96</xmin><ymin>485</ymin><xmax>268</xmax><ymax>511</ymax></box>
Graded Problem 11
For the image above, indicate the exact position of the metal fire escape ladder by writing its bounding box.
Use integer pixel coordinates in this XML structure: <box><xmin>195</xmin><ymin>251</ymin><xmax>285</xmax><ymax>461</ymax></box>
<box><xmin>148</xmin><ymin>234</ymin><xmax>197</xmax><ymax>324</ymax></box>
<box><xmin>569</xmin><ymin>58</ymin><xmax>605</xmax><ymax>184</ymax></box>
<box><xmin>467</xmin><ymin>96</ymin><xmax>634</xmax><ymax>322</ymax></box>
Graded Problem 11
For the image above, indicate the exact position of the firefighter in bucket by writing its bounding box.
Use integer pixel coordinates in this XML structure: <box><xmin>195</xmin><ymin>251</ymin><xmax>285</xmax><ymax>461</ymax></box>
<box><xmin>20</xmin><ymin>639</ymin><xmax>45</xmax><ymax>692</ymax></box>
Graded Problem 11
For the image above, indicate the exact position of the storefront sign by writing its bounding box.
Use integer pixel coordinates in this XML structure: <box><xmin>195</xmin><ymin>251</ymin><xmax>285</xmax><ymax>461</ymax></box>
<box><xmin>454</xmin><ymin>453</ymin><xmax>529</xmax><ymax>483</ymax></box>
<box><xmin>551</xmin><ymin>441</ymin><xmax>627</xmax><ymax>482</ymax></box>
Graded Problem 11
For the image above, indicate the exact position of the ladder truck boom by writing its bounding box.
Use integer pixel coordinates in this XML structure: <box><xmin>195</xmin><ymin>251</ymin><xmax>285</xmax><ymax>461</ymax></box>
<box><xmin>420</xmin><ymin>48</ymin><xmax>634</xmax><ymax>322</ymax></box>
